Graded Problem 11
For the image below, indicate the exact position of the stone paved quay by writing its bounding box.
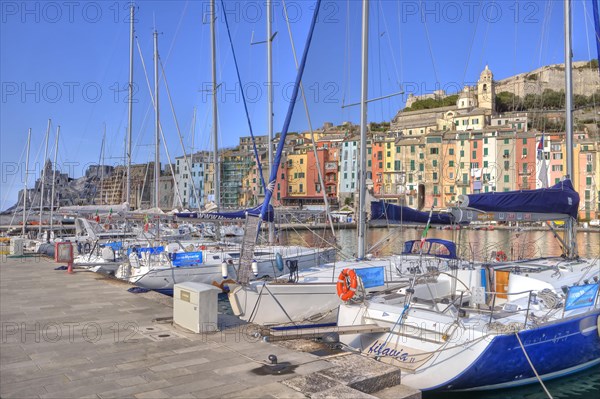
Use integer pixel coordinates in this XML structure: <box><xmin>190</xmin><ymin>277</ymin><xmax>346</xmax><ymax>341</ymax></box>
<box><xmin>0</xmin><ymin>255</ymin><xmax>421</xmax><ymax>399</ymax></box>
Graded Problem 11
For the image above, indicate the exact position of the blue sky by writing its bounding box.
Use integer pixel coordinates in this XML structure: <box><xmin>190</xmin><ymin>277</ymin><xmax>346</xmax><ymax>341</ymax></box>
<box><xmin>1</xmin><ymin>0</ymin><xmax>598</xmax><ymax>209</ymax></box>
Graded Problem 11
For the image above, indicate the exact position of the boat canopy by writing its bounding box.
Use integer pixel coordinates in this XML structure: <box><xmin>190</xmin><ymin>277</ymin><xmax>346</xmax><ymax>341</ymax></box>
<box><xmin>402</xmin><ymin>238</ymin><xmax>458</xmax><ymax>259</ymax></box>
<box><xmin>175</xmin><ymin>204</ymin><xmax>274</xmax><ymax>222</ymax></box>
<box><xmin>371</xmin><ymin>201</ymin><xmax>455</xmax><ymax>225</ymax></box>
<box><xmin>459</xmin><ymin>179</ymin><xmax>580</xmax><ymax>219</ymax></box>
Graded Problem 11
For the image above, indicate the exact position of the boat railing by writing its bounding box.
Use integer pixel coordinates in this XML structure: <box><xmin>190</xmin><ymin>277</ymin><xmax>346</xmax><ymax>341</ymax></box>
<box><xmin>484</xmin><ymin>289</ymin><xmax>535</xmax><ymax>330</ymax></box>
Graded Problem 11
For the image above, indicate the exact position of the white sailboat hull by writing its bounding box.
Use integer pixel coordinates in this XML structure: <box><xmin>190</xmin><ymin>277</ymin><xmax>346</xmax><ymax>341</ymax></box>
<box><xmin>121</xmin><ymin>247</ymin><xmax>337</xmax><ymax>293</ymax></box>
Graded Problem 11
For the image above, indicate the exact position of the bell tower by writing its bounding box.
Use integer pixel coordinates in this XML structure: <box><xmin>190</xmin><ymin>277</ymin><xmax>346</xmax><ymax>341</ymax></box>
<box><xmin>477</xmin><ymin>65</ymin><xmax>495</xmax><ymax>112</ymax></box>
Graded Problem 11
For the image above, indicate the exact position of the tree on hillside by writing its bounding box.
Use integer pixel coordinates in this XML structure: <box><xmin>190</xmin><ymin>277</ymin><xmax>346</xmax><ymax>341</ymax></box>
<box><xmin>404</xmin><ymin>95</ymin><xmax>459</xmax><ymax>112</ymax></box>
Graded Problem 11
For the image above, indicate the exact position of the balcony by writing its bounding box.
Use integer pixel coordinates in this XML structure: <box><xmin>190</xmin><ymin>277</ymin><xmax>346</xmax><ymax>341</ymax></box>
<box><xmin>456</xmin><ymin>180</ymin><xmax>470</xmax><ymax>187</ymax></box>
<box><xmin>325</xmin><ymin>162</ymin><xmax>338</xmax><ymax>172</ymax></box>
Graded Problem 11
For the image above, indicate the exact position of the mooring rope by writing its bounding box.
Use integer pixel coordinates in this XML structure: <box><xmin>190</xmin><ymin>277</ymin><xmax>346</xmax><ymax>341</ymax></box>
<box><xmin>515</xmin><ymin>332</ymin><xmax>553</xmax><ymax>399</ymax></box>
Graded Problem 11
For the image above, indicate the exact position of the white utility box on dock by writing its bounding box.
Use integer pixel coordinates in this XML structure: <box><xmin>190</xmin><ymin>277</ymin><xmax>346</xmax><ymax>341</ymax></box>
<box><xmin>10</xmin><ymin>238</ymin><xmax>24</xmax><ymax>256</ymax></box>
<box><xmin>173</xmin><ymin>282</ymin><xmax>221</xmax><ymax>333</ymax></box>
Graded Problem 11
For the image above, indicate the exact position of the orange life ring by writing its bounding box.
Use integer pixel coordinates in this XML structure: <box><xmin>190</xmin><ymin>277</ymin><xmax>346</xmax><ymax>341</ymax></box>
<box><xmin>336</xmin><ymin>268</ymin><xmax>358</xmax><ymax>301</ymax></box>
<box><xmin>496</xmin><ymin>251</ymin><xmax>508</xmax><ymax>262</ymax></box>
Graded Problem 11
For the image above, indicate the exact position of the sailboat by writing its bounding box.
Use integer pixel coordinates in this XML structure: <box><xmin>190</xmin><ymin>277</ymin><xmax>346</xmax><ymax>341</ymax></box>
<box><xmin>113</xmin><ymin>0</ymin><xmax>336</xmax><ymax>294</ymax></box>
<box><xmin>336</xmin><ymin>0</ymin><xmax>600</xmax><ymax>392</ymax></box>
<box><xmin>226</xmin><ymin>0</ymin><xmax>469</xmax><ymax>326</ymax></box>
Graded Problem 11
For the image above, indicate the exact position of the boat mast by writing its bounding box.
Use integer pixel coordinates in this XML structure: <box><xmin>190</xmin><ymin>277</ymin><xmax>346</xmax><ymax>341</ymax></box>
<box><xmin>22</xmin><ymin>128</ymin><xmax>31</xmax><ymax>237</ymax></box>
<box><xmin>153</xmin><ymin>29</ymin><xmax>160</xmax><ymax>210</ymax></box>
<box><xmin>49</xmin><ymin>126</ymin><xmax>59</xmax><ymax>233</ymax></box>
<box><xmin>100</xmin><ymin>124</ymin><xmax>106</xmax><ymax>205</ymax></box>
<box><xmin>564</xmin><ymin>0</ymin><xmax>577</xmax><ymax>257</ymax></box>
<box><xmin>267</xmin><ymin>0</ymin><xmax>275</xmax><ymax>243</ymax></box>
<box><xmin>38</xmin><ymin>119</ymin><xmax>51</xmax><ymax>237</ymax></box>
<box><xmin>357</xmin><ymin>0</ymin><xmax>369</xmax><ymax>259</ymax></box>
<box><xmin>211</xmin><ymin>0</ymin><xmax>220</xmax><ymax>211</ymax></box>
<box><xmin>126</xmin><ymin>3</ymin><xmax>134</xmax><ymax>207</ymax></box>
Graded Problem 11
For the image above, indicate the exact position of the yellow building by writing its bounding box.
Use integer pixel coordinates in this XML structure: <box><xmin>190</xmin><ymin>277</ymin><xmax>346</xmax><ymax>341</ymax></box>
<box><xmin>441</xmin><ymin>134</ymin><xmax>458</xmax><ymax>206</ymax></box>
<box><xmin>285</xmin><ymin>153</ymin><xmax>308</xmax><ymax>198</ymax></box>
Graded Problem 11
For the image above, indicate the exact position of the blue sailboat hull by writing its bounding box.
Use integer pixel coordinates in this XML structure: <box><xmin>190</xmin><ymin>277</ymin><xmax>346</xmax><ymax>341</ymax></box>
<box><xmin>431</xmin><ymin>310</ymin><xmax>600</xmax><ymax>391</ymax></box>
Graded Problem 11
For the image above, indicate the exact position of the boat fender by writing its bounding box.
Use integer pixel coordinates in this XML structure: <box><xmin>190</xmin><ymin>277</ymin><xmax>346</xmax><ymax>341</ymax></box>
<box><xmin>251</xmin><ymin>260</ymin><xmax>258</xmax><ymax>277</ymax></box>
<box><xmin>337</xmin><ymin>268</ymin><xmax>358</xmax><ymax>302</ymax></box>
<box><xmin>221</xmin><ymin>261</ymin><xmax>228</xmax><ymax>279</ymax></box>
<box><xmin>597</xmin><ymin>315</ymin><xmax>600</xmax><ymax>338</ymax></box>
<box><xmin>275</xmin><ymin>253</ymin><xmax>284</xmax><ymax>272</ymax></box>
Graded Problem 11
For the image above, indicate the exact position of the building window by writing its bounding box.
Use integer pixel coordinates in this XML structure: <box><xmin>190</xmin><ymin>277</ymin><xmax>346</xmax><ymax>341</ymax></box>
<box><xmin>410</xmin><ymin>145</ymin><xmax>415</xmax><ymax>153</ymax></box>
<box><xmin>504</xmin><ymin>175</ymin><xmax>509</xmax><ymax>183</ymax></box>
<box><xmin>586</xmin><ymin>177</ymin><xmax>592</xmax><ymax>185</ymax></box>
<box><xmin>394</xmin><ymin>160</ymin><xmax>401</xmax><ymax>170</ymax></box>
<box><xmin>522</xmin><ymin>148</ymin><xmax>527</xmax><ymax>156</ymax></box>
<box><xmin>430</xmin><ymin>148</ymin><xmax>439</xmax><ymax>155</ymax></box>
<box><xmin>484</xmin><ymin>148</ymin><xmax>488</xmax><ymax>156</ymax></box>
<box><xmin>433</xmin><ymin>160</ymin><xmax>438</xmax><ymax>167</ymax></box>
<box><xmin>410</xmin><ymin>160</ymin><xmax>415</xmax><ymax>170</ymax></box>
<box><xmin>419</xmin><ymin>163</ymin><xmax>424</xmax><ymax>172</ymax></box>
<box><xmin>449</xmin><ymin>160</ymin><xmax>454</xmax><ymax>167</ymax></box>
<box><xmin>484</xmin><ymin>161</ymin><xmax>488</xmax><ymax>168</ymax></box>
<box><xmin>449</xmin><ymin>148</ymin><xmax>454</xmax><ymax>155</ymax></box>
<box><xmin>522</xmin><ymin>138</ymin><xmax>527</xmax><ymax>145</ymax></box>
<box><xmin>460</xmin><ymin>150</ymin><xmax>464</xmax><ymax>157</ymax></box>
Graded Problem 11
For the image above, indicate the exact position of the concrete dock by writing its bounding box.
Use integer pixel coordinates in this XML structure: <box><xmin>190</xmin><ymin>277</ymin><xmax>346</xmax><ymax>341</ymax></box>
<box><xmin>0</xmin><ymin>255</ymin><xmax>420</xmax><ymax>398</ymax></box>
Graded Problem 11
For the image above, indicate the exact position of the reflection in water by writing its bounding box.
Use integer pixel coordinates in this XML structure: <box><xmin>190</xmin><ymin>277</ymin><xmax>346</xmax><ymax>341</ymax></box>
<box><xmin>277</xmin><ymin>227</ymin><xmax>600</xmax><ymax>261</ymax></box>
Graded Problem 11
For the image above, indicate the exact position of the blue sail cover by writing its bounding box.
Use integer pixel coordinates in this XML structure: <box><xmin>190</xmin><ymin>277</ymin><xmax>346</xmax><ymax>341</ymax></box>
<box><xmin>463</xmin><ymin>179</ymin><xmax>580</xmax><ymax>218</ymax></box>
<box><xmin>371</xmin><ymin>201</ymin><xmax>455</xmax><ymax>225</ymax></box>
<box><xmin>175</xmin><ymin>204</ymin><xmax>274</xmax><ymax>222</ymax></box>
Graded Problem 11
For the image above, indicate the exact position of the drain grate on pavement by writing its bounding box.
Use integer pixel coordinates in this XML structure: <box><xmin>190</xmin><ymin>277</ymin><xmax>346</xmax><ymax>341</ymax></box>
<box><xmin>138</xmin><ymin>325</ymin><xmax>187</xmax><ymax>341</ymax></box>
